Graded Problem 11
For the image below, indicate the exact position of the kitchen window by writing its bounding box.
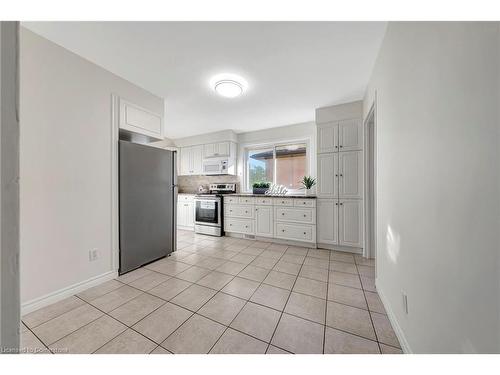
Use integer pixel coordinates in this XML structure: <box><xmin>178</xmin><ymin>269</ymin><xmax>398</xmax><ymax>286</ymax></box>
<box><xmin>246</xmin><ymin>142</ymin><xmax>308</xmax><ymax>192</ymax></box>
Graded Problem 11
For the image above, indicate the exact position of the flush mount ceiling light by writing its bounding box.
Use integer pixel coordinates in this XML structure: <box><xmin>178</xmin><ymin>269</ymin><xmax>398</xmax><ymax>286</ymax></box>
<box><xmin>209</xmin><ymin>73</ymin><xmax>248</xmax><ymax>98</ymax></box>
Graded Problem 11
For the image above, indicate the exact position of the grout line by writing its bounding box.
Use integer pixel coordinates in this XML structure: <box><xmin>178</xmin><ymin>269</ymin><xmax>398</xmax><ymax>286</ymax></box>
<box><xmin>354</xmin><ymin>260</ymin><xmax>382</xmax><ymax>354</ymax></box>
<box><xmin>31</xmin><ymin>232</ymin><xmax>376</xmax><ymax>354</ymax></box>
<box><xmin>22</xmin><ymin>324</ymin><xmax>53</xmax><ymax>354</ymax></box>
<box><xmin>206</xmin><ymin>244</ymin><xmax>293</xmax><ymax>354</ymax></box>
<box><xmin>322</xmin><ymin>250</ymin><xmax>331</xmax><ymax>353</ymax></box>
<box><xmin>265</xmin><ymin>248</ymin><xmax>308</xmax><ymax>354</ymax></box>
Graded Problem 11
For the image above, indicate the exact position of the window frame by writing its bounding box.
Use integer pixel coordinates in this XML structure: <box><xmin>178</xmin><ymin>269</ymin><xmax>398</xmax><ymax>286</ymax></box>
<box><xmin>243</xmin><ymin>138</ymin><xmax>311</xmax><ymax>194</ymax></box>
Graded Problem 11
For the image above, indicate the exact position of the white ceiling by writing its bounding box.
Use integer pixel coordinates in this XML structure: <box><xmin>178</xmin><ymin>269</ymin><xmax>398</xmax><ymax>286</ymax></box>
<box><xmin>23</xmin><ymin>22</ymin><xmax>387</xmax><ymax>139</ymax></box>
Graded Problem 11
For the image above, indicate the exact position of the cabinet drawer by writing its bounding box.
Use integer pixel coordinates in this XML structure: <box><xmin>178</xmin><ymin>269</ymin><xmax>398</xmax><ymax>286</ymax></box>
<box><xmin>178</xmin><ymin>194</ymin><xmax>194</xmax><ymax>202</ymax></box>
<box><xmin>293</xmin><ymin>198</ymin><xmax>316</xmax><ymax>208</ymax></box>
<box><xmin>275</xmin><ymin>223</ymin><xmax>315</xmax><ymax>243</ymax></box>
<box><xmin>225</xmin><ymin>218</ymin><xmax>254</xmax><ymax>235</ymax></box>
<box><xmin>224</xmin><ymin>204</ymin><xmax>254</xmax><ymax>219</ymax></box>
<box><xmin>254</xmin><ymin>197</ymin><xmax>273</xmax><ymax>206</ymax></box>
<box><xmin>238</xmin><ymin>196</ymin><xmax>255</xmax><ymax>204</ymax></box>
<box><xmin>275</xmin><ymin>207</ymin><xmax>316</xmax><ymax>224</ymax></box>
<box><xmin>273</xmin><ymin>198</ymin><xmax>294</xmax><ymax>206</ymax></box>
<box><xmin>224</xmin><ymin>196</ymin><xmax>239</xmax><ymax>204</ymax></box>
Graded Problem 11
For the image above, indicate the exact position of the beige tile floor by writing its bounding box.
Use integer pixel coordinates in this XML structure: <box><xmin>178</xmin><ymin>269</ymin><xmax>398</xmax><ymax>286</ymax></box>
<box><xmin>20</xmin><ymin>230</ymin><xmax>402</xmax><ymax>354</ymax></box>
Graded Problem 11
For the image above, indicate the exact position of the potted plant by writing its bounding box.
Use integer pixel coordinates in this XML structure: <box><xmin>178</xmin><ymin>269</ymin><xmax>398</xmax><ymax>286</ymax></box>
<box><xmin>252</xmin><ymin>181</ymin><xmax>271</xmax><ymax>195</ymax></box>
<box><xmin>300</xmin><ymin>176</ymin><xmax>316</xmax><ymax>196</ymax></box>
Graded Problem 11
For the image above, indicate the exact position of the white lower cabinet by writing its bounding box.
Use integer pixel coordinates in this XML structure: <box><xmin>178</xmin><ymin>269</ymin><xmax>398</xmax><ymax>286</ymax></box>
<box><xmin>224</xmin><ymin>218</ymin><xmax>254</xmax><ymax>235</ymax></box>
<box><xmin>316</xmin><ymin>198</ymin><xmax>363</xmax><ymax>248</ymax></box>
<box><xmin>224</xmin><ymin>196</ymin><xmax>316</xmax><ymax>244</ymax></box>
<box><xmin>177</xmin><ymin>194</ymin><xmax>194</xmax><ymax>229</ymax></box>
<box><xmin>224</xmin><ymin>204</ymin><xmax>254</xmax><ymax>219</ymax></box>
<box><xmin>338</xmin><ymin>199</ymin><xmax>363</xmax><ymax>247</ymax></box>
<box><xmin>275</xmin><ymin>222</ymin><xmax>315</xmax><ymax>243</ymax></box>
<box><xmin>255</xmin><ymin>205</ymin><xmax>274</xmax><ymax>238</ymax></box>
<box><xmin>316</xmin><ymin>199</ymin><xmax>338</xmax><ymax>245</ymax></box>
<box><xmin>275</xmin><ymin>207</ymin><xmax>315</xmax><ymax>225</ymax></box>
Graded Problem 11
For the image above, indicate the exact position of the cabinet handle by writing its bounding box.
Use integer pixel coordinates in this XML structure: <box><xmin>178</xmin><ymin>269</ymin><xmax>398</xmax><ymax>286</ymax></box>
<box><xmin>340</xmin><ymin>174</ymin><xmax>343</xmax><ymax>177</ymax></box>
<box><xmin>335</xmin><ymin>145</ymin><xmax>338</xmax><ymax>149</ymax></box>
<box><xmin>303</xmin><ymin>232</ymin><xmax>306</xmax><ymax>235</ymax></box>
<box><xmin>335</xmin><ymin>174</ymin><xmax>338</xmax><ymax>177</ymax></box>
<box><xmin>339</xmin><ymin>145</ymin><xmax>343</xmax><ymax>148</ymax></box>
<box><xmin>281</xmin><ymin>213</ymin><xmax>285</xmax><ymax>216</ymax></box>
<box><xmin>245</xmin><ymin>225</ymin><xmax>248</xmax><ymax>228</ymax></box>
<box><xmin>335</xmin><ymin>203</ymin><xmax>338</xmax><ymax>206</ymax></box>
<box><xmin>282</xmin><ymin>229</ymin><xmax>285</xmax><ymax>232</ymax></box>
<box><xmin>230</xmin><ymin>224</ymin><xmax>233</xmax><ymax>226</ymax></box>
<box><xmin>303</xmin><ymin>214</ymin><xmax>307</xmax><ymax>217</ymax></box>
<box><xmin>339</xmin><ymin>202</ymin><xmax>343</xmax><ymax>206</ymax></box>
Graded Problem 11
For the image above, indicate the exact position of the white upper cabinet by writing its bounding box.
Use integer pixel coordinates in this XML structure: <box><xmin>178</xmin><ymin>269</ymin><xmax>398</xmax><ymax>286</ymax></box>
<box><xmin>179</xmin><ymin>148</ymin><xmax>190</xmax><ymax>176</ymax></box>
<box><xmin>338</xmin><ymin>119</ymin><xmax>363</xmax><ymax>151</ymax></box>
<box><xmin>339</xmin><ymin>199</ymin><xmax>363</xmax><ymax>247</ymax></box>
<box><xmin>317</xmin><ymin>122</ymin><xmax>338</xmax><ymax>153</ymax></box>
<box><xmin>180</xmin><ymin>145</ymin><xmax>203</xmax><ymax>175</ymax></box>
<box><xmin>317</xmin><ymin>153</ymin><xmax>338</xmax><ymax>198</ymax></box>
<box><xmin>119</xmin><ymin>99</ymin><xmax>163</xmax><ymax>140</ymax></box>
<box><xmin>203</xmin><ymin>141</ymin><xmax>231</xmax><ymax>158</ymax></box>
<box><xmin>255</xmin><ymin>205</ymin><xmax>274</xmax><ymax>238</ymax></box>
<box><xmin>338</xmin><ymin>151</ymin><xmax>363</xmax><ymax>199</ymax></box>
<box><xmin>191</xmin><ymin>145</ymin><xmax>203</xmax><ymax>174</ymax></box>
<box><xmin>316</xmin><ymin>199</ymin><xmax>338</xmax><ymax>245</ymax></box>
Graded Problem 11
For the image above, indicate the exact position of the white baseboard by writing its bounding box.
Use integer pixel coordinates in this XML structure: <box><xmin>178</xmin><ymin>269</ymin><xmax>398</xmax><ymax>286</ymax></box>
<box><xmin>376</xmin><ymin>279</ymin><xmax>412</xmax><ymax>353</ymax></box>
<box><xmin>21</xmin><ymin>270</ymin><xmax>118</xmax><ymax>315</ymax></box>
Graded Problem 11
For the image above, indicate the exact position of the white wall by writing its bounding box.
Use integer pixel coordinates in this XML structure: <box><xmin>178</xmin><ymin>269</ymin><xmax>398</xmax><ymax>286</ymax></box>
<box><xmin>20</xmin><ymin>29</ymin><xmax>165</xmax><ymax>309</ymax></box>
<box><xmin>364</xmin><ymin>22</ymin><xmax>500</xmax><ymax>353</ymax></box>
<box><xmin>236</xmin><ymin>122</ymin><xmax>317</xmax><ymax>192</ymax></box>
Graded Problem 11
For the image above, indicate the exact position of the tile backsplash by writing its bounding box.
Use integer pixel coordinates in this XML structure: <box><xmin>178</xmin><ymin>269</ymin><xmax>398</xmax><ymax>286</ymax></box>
<box><xmin>178</xmin><ymin>175</ymin><xmax>241</xmax><ymax>194</ymax></box>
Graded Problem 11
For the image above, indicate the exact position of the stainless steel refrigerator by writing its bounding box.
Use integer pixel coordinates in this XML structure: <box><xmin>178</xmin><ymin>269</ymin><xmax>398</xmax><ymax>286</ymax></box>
<box><xmin>119</xmin><ymin>140</ymin><xmax>177</xmax><ymax>275</ymax></box>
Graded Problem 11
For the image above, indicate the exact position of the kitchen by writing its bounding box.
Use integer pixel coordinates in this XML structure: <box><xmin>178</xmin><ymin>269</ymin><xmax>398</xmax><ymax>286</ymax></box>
<box><xmin>17</xmin><ymin>22</ymin><xmax>380</xmax><ymax>354</ymax></box>
<box><xmin>11</xmin><ymin>19</ymin><xmax>499</xmax><ymax>357</ymax></box>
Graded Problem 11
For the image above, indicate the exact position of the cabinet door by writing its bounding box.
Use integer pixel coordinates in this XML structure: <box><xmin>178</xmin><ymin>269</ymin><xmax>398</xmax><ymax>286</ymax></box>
<box><xmin>186</xmin><ymin>202</ymin><xmax>194</xmax><ymax>227</ymax></box>
<box><xmin>203</xmin><ymin>143</ymin><xmax>216</xmax><ymax>158</ymax></box>
<box><xmin>339</xmin><ymin>199</ymin><xmax>363</xmax><ymax>247</ymax></box>
<box><xmin>316</xmin><ymin>199</ymin><xmax>338</xmax><ymax>245</ymax></box>
<box><xmin>255</xmin><ymin>206</ymin><xmax>274</xmax><ymax>238</ymax></box>
<box><xmin>179</xmin><ymin>147</ymin><xmax>191</xmax><ymax>176</ymax></box>
<box><xmin>190</xmin><ymin>145</ymin><xmax>203</xmax><ymax>175</ymax></box>
<box><xmin>317</xmin><ymin>153</ymin><xmax>338</xmax><ymax>198</ymax></box>
<box><xmin>119</xmin><ymin>99</ymin><xmax>163</xmax><ymax>140</ymax></box>
<box><xmin>216</xmin><ymin>142</ymin><xmax>230</xmax><ymax>157</ymax></box>
<box><xmin>177</xmin><ymin>201</ymin><xmax>186</xmax><ymax>226</ymax></box>
<box><xmin>317</xmin><ymin>123</ymin><xmax>338</xmax><ymax>153</ymax></box>
<box><xmin>339</xmin><ymin>151</ymin><xmax>363</xmax><ymax>199</ymax></box>
<box><xmin>339</xmin><ymin>119</ymin><xmax>362</xmax><ymax>151</ymax></box>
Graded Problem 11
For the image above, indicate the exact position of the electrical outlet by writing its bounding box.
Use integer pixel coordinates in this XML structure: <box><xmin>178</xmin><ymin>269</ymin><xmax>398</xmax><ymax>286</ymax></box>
<box><xmin>88</xmin><ymin>249</ymin><xmax>99</xmax><ymax>262</ymax></box>
<box><xmin>402</xmin><ymin>292</ymin><xmax>409</xmax><ymax>314</ymax></box>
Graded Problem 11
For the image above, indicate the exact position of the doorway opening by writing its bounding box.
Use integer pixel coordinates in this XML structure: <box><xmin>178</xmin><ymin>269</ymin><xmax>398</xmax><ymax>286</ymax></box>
<box><xmin>364</xmin><ymin>103</ymin><xmax>376</xmax><ymax>262</ymax></box>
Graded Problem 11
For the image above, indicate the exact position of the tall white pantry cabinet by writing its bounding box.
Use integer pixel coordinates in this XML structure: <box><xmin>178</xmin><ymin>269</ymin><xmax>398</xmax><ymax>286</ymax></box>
<box><xmin>316</xmin><ymin>102</ymin><xmax>364</xmax><ymax>252</ymax></box>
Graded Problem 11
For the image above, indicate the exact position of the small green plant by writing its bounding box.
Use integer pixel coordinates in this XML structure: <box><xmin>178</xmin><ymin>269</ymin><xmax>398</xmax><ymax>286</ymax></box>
<box><xmin>252</xmin><ymin>181</ymin><xmax>271</xmax><ymax>189</ymax></box>
<box><xmin>300</xmin><ymin>176</ymin><xmax>316</xmax><ymax>190</ymax></box>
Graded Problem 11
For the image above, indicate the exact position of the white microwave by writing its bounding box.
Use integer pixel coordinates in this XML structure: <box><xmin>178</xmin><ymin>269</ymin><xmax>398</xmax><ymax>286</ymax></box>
<box><xmin>202</xmin><ymin>158</ymin><xmax>231</xmax><ymax>175</ymax></box>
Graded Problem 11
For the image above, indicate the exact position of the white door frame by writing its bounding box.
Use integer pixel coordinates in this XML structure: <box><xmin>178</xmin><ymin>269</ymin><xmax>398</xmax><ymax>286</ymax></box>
<box><xmin>0</xmin><ymin>21</ymin><xmax>20</xmax><ymax>353</ymax></box>
<box><xmin>363</xmin><ymin>95</ymin><xmax>377</xmax><ymax>260</ymax></box>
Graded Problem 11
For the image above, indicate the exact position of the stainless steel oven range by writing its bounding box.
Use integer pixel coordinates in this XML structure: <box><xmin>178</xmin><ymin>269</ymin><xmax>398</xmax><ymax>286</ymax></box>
<box><xmin>194</xmin><ymin>183</ymin><xmax>236</xmax><ymax>236</ymax></box>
